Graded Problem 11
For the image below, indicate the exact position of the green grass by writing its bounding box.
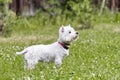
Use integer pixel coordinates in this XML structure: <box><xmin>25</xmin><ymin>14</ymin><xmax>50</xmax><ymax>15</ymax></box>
<box><xmin>0</xmin><ymin>22</ymin><xmax>120</xmax><ymax>80</ymax></box>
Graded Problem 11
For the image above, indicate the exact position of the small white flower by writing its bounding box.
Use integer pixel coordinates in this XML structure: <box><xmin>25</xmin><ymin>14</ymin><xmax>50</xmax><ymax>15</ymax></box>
<box><xmin>27</xmin><ymin>76</ymin><xmax>31</xmax><ymax>80</ymax></box>
<box><xmin>91</xmin><ymin>73</ymin><xmax>95</xmax><ymax>77</ymax></box>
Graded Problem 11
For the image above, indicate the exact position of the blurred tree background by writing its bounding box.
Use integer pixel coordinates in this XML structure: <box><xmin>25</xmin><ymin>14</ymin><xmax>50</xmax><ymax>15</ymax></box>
<box><xmin>0</xmin><ymin>0</ymin><xmax>120</xmax><ymax>36</ymax></box>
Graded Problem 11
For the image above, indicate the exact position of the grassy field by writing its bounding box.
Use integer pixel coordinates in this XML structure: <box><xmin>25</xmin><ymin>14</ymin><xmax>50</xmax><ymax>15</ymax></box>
<box><xmin>0</xmin><ymin>22</ymin><xmax>120</xmax><ymax>80</ymax></box>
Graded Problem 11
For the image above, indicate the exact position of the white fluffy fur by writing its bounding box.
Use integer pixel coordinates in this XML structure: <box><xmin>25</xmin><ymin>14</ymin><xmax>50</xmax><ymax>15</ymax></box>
<box><xmin>16</xmin><ymin>25</ymin><xmax>78</xmax><ymax>69</ymax></box>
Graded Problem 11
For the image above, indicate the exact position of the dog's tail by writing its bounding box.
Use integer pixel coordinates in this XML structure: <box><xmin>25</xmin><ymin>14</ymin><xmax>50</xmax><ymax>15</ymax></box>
<box><xmin>16</xmin><ymin>49</ymin><xmax>27</xmax><ymax>55</ymax></box>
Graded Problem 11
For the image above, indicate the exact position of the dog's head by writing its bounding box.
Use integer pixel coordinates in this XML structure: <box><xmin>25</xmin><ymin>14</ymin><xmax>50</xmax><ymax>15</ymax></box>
<box><xmin>58</xmin><ymin>24</ymin><xmax>78</xmax><ymax>44</ymax></box>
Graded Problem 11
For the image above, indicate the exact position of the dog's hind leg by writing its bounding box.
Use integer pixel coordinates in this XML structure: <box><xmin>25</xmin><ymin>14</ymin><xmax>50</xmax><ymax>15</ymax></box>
<box><xmin>27</xmin><ymin>60</ymin><xmax>38</xmax><ymax>69</ymax></box>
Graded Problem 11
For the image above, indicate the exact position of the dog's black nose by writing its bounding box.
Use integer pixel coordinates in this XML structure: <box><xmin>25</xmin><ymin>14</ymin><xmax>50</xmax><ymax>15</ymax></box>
<box><xmin>76</xmin><ymin>32</ymin><xmax>78</xmax><ymax>34</ymax></box>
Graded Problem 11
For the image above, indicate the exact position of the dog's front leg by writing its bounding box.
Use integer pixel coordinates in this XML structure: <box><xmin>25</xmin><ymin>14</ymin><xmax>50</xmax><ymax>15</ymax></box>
<box><xmin>54</xmin><ymin>58</ymin><xmax>62</xmax><ymax>68</ymax></box>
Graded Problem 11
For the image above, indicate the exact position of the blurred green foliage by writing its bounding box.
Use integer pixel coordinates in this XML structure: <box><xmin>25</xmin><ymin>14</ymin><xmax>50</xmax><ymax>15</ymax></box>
<box><xmin>0</xmin><ymin>0</ymin><xmax>3</xmax><ymax>3</ymax></box>
<box><xmin>35</xmin><ymin>0</ymin><xmax>120</xmax><ymax>28</ymax></box>
<box><xmin>0</xmin><ymin>0</ymin><xmax>12</xmax><ymax>3</ymax></box>
<box><xmin>1</xmin><ymin>0</ymin><xmax>120</xmax><ymax>37</ymax></box>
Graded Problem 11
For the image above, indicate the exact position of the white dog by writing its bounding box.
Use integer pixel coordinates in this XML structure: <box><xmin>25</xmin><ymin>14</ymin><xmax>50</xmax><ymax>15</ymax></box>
<box><xmin>16</xmin><ymin>25</ymin><xmax>78</xmax><ymax>69</ymax></box>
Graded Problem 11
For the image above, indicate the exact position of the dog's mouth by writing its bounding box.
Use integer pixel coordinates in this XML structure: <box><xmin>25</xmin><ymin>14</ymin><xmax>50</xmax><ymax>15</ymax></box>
<box><xmin>73</xmin><ymin>35</ymin><xmax>78</xmax><ymax>40</ymax></box>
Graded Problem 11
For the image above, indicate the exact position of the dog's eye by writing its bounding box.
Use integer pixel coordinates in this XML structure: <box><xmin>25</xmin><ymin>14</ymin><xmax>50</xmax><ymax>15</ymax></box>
<box><xmin>69</xmin><ymin>31</ymin><xmax>71</xmax><ymax>34</ymax></box>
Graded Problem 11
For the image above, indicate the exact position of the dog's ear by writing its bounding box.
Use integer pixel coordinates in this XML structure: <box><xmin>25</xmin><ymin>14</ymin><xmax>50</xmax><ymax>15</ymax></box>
<box><xmin>60</xmin><ymin>25</ymin><xmax>64</xmax><ymax>33</ymax></box>
<box><xmin>59</xmin><ymin>26</ymin><xmax>64</xmax><ymax>33</ymax></box>
<box><xmin>61</xmin><ymin>27</ymin><xmax>64</xmax><ymax>33</ymax></box>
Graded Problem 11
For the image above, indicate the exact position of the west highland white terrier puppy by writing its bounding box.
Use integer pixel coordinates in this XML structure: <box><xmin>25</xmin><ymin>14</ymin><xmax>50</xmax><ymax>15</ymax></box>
<box><xmin>16</xmin><ymin>24</ymin><xmax>78</xmax><ymax>69</ymax></box>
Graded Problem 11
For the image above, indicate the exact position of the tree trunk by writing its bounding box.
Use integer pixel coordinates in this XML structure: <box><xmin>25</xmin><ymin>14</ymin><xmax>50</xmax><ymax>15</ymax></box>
<box><xmin>111</xmin><ymin>0</ymin><xmax>116</xmax><ymax>14</ymax></box>
<box><xmin>100</xmin><ymin>0</ymin><xmax>106</xmax><ymax>15</ymax></box>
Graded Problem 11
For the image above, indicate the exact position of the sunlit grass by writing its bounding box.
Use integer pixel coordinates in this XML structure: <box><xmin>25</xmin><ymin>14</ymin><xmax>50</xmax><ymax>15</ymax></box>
<box><xmin>0</xmin><ymin>22</ymin><xmax>120</xmax><ymax>80</ymax></box>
